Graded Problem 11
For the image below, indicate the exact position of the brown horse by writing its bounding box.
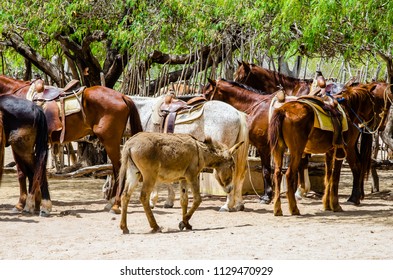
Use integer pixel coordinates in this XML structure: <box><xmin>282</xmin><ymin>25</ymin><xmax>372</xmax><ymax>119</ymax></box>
<box><xmin>268</xmin><ymin>83</ymin><xmax>383</xmax><ymax>215</ymax></box>
<box><xmin>0</xmin><ymin>75</ymin><xmax>143</xmax><ymax>214</ymax></box>
<box><xmin>234</xmin><ymin>61</ymin><xmax>313</xmax><ymax>96</ymax></box>
<box><xmin>0</xmin><ymin>95</ymin><xmax>51</xmax><ymax>216</ymax></box>
<box><xmin>203</xmin><ymin>78</ymin><xmax>278</xmax><ymax>204</ymax></box>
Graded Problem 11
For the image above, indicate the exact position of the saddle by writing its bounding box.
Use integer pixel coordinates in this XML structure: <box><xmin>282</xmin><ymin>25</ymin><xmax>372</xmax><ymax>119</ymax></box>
<box><xmin>158</xmin><ymin>94</ymin><xmax>207</xmax><ymax>133</ymax></box>
<box><xmin>298</xmin><ymin>95</ymin><xmax>347</xmax><ymax>159</ymax></box>
<box><xmin>27</xmin><ymin>79</ymin><xmax>86</xmax><ymax>143</ymax></box>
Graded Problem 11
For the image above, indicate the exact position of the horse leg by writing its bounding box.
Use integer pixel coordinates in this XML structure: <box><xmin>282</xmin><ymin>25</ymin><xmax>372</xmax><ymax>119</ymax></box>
<box><xmin>330</xmin><ymin>159</ymin><xmax>344</xmax><ymax>212</ymax></box>
<box><xmin>272</xmin><ymin>148</ymin><xmax>284</xmax><ymax>216</ymax></box>
<box><xmin>322</xmin><ymin>152</ymin><xmax>334</xmax><ymax>211</ymax></box>
<box><xmin>285</xmin><ymin>154</ymin><xmax>301</xmax><ymax>215</ymax></box>
<box><xmin>98</xmin><ymin>136</ymin><xmax>122</xmax><ymax>214</ymax></box>
<box><xmin>295</xmin><ymin>154</ymin><xmax>311</xmax><ymax>199</ymax></box>
<box><xmin>120</xmin><ymin>170</ymin><xmax>140</xmax><ymax>234</ymax></box>
<box><xmin>149</xmin><ymin>186</ymin><xmax>159</xmax><ymax>209</ymax></box>
<box><xmin>343</xmin><ymin>147</ymin><xmax>362</xmax><ymax>205</ymax></box>
<box><xmin>13</xmin><ymin>162</ymin><xmax>28</xmax><ymax>212</ymax></box>
<box><xmin>233</xmin><ymin>161</ymin><xmax>247</xmax><ymax>211</ymax></box>
<box><xmin>259</xmin><ymin>149</ymin><xmax>273</xmax><ymax>204</ymax></box>
<box><xmin>179</xmin><ymin>179</ymin><xmax>202</xmax><ymax>231</ymax></box>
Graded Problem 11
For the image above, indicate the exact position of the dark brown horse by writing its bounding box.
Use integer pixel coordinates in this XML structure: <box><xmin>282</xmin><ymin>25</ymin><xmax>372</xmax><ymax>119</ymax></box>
<box><xmin>234</xmin><ymin>61</ymin><xmax>313</xmax><ymax>96</ymax></box>
<box><xmin>203</xmin><ymin>78</ymin><xmax>277</xmax><ymax>203</ymax></box>
<box><xmin>0</xmin><ymin>75</ymin><xmax>143</xmax><ymax>214</ymax></box>
<box><xmin>268</xmin><ymin>83</ymin><xmax>384</xmax><ymax>215</ymax></box>
<box><xmin>0</xmin><ymin>95</ymin><xmax>51</xmax><ymax>216</ymax></box>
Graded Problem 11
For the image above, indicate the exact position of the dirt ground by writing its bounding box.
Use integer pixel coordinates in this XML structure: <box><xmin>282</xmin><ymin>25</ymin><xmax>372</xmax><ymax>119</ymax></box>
<box><xmin>0</xmin><ymin>147</ymin><xmax>392</xmax><ymax>260</ymax></box>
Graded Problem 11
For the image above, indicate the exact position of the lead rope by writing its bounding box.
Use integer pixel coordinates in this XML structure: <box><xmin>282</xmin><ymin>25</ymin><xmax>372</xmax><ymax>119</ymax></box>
<box><xmin>246</xmin><ymin>158</ymin><xmax>263</xmax><ymax>199</ymax></box>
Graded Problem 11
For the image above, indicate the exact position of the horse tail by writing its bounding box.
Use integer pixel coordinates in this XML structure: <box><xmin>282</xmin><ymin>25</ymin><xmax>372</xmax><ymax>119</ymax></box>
<box><xmin>32</xmin><ymin>106</ymin><xmax>50</xmax><ymax>199</ymax></box>
<box><xmin>359</xmin><ymin>132</ymin><xmax>373</xmax><ymax>179</ymax></box>
<box><xmin>269</xmin><ymin>108</ymin><xmax>286</xmax><ymax>153</ymax></box>
<box><xmin>0</xmin><ymin>111</ymin><xmax>5</xmax><ymax>181</ymax></box>
<box><xmin>123</xmin><ymin>96</ymin><xmax>143</xmax><ymax>135</ymax></box>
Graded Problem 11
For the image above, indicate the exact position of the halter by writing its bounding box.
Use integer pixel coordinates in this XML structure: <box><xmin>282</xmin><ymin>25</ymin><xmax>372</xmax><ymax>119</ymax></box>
<box><xmin>348</xmin><ymin>85</ymin><xmax>392</xmax><ymax>134</ymax></box>
<box><xmin>207</xmin><ymin>82</ymin><xmax>219</xmax><ymax>101</ymax></box>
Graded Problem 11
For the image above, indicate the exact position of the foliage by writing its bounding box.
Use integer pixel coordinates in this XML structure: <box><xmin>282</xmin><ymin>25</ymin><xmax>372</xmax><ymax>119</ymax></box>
<box><xmin>0</xmin><ymin>0</ymin><xmax>392</xmax><ymax>82</ymax></box>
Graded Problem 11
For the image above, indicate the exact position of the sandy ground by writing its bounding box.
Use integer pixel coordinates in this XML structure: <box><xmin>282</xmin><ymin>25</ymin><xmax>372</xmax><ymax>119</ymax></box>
<box><xmin>0</xmin><ymin>147</ymin><xmax>393</xmax><ymax>261</ymax></box>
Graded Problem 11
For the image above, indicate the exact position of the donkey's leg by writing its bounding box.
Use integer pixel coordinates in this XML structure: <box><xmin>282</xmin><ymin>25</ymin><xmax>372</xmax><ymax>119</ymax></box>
<box><xmin>140</xmin><ymin>179</ymin><xmax>161</xmax><ymax>233</ymax></box>
<box><xmin>179</xmin><ymin>179</ymin><xmax>202</xmax><ymax>231</ymax></box>
<box><xmin>120</xmin><ymin>170</ymin><xmax>140</xmax><ymax>234</ymax></box>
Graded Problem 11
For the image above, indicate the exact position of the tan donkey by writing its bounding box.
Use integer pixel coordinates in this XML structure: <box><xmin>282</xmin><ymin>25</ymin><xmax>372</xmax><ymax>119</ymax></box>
<box><xmin>119</xmin><ymin>132</ymin><xmax>243</xmax><ymax>234</ymax></box>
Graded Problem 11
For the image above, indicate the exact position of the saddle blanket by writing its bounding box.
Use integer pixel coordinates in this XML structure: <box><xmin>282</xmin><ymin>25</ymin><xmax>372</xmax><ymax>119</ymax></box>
<box><xmin>269</xmin><ymin>95</ymin><xmax>348</xmax><ymax>132</ymax></box>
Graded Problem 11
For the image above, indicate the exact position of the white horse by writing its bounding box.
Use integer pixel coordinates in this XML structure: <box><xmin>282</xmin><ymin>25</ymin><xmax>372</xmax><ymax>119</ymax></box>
<box><xmin>128</xmin><ymin>95</ymin><xmax>250</xmax><ymax>212</ymax></box>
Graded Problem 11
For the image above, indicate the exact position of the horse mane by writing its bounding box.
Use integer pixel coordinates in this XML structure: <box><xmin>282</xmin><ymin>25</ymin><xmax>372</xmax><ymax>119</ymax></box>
<box><xmin>220</xmin><ymin>78</ymin><xmax>268</xmax><ymax>95</ymax></box>
<box><xmin>248</xmin><ymin>63</ymin><xmax>313</xmax><ymax>84</ymax></box>
<box><xmin>0</xmin><ymin>75</ymin><xmax>29</xmax><ymax>94</ymax></box>
<box><xmin>340</xmin><ymin>84</ymin><xmax>374</xmax><ymax>108</ymax></box>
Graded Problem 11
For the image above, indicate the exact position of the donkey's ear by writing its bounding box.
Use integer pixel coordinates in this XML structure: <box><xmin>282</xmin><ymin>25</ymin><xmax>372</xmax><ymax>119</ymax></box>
<box><xmin>229</xmin><ymin>141</ymin><xmax>244</xmax><ymax>155</ymax></box>
<box><xmin>207</xmin><ymin>78</ymin><xmax>216</xmax><ymax>86</ymax></box>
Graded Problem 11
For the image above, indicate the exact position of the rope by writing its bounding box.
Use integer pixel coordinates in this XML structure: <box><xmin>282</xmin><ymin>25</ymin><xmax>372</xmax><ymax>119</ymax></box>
<box><xmin>246</xmin><ymin>158</ymin><xmax>263</xmax><ymax>199</ymax></box>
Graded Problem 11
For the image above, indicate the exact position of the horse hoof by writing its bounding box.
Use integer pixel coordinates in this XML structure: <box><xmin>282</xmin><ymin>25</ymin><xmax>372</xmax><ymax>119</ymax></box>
<box><xmin>110</xmin><ymin>208</ymin><xmax>121</xmax><ymax>215</ymax></box>
<box><xmin>12</xmin><ymin>207</ymin><xmax>22</xmax><ymax>213</ymax></box>
<box><xmin>235</xmin><ymin>204</ymin><xmax>245</xmax><ymax>211</ymax></box>
<box><xmin>39</xmin><ymin>210</ymin><xmax>50</xmax><ymax>217</ymax></box>
<box><xmin>274</xmin><ymin>210</ymin><xmax>283</xmax><ymax>216</ymax></box>
<box><xmin>219</xmin><ymin>206</ymin><xmax>229</xmax><ymax>212</ymax></box>
<box><xmin>122</xmin><ymin>228</ymin><xmax>130</xmax><ymax>234</ymax></box>
<box><xmin>179</xmin><ymin>221</ymin><xmax>192</xmax><ymax>231</ymax></box>
<box><xmin>346</xmin><ymin>198</ymin><xmax>360</xmax><ymax>206</ymax></box>
<box><xmin>291</xmin><ymin>209</ymin><xmax>301</xmax><ymax>215</ymax></box>
<box><xmin>259</xmin><ymin>195</ymin><xmax>272</xmax><ymax>204</ymax></box>
<box><xmin>163</xmin><ymin>203</ymin><xmax>174</xmax><ymax>208</ymax></box>
<box><xmin>333</xmin><ymin>206</ymin><xmax>344</xmax><ymax>212</ymax></box>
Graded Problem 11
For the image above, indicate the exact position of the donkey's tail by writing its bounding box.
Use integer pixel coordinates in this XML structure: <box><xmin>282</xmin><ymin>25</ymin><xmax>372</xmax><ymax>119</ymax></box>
<box><xmin>123</xmin><ymin>95</ymin><xmax>143</xmax><ymax>136</ymax></box>
<box><xmin>118</xmin><ymin>143</ymin><xmax>141</xmax><ymax>196</ymax></box>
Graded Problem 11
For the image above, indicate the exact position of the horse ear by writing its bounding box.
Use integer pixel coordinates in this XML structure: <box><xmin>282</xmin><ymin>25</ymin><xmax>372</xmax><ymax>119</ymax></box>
<box><xmin>207</xmin><ymin>78</ymin><xmax>216</xmax><ymax>86</ymax></box>
<box><xmin>237</xmin><ymin>60</ymin><xmax>242</xmax><ymax>67</ymax></box>
<box><xmin>242</xmin><ymin>61</ymin><xmax>251</xmax><ymax>71</ymax></box>
<box><xmin>367</xmin><ymin>83</ymin><xmax>377</xmax><ymax>93</ymax></box>
<box><xmin>228</xmin><ymin>141</ymin><xmax>244</xmax><ymax>155</ymax></box>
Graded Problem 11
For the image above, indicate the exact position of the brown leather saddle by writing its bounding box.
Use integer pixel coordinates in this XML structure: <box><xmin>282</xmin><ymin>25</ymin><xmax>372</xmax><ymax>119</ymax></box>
<box><xmin>159</xmin><ymin>94</ymin><xmax>206</xmax><ymax>133</ymax></box>
<box><xmin>31</xmin><ymin>79</ymin><xmax>85</xmax><ymax>143</ymax></box>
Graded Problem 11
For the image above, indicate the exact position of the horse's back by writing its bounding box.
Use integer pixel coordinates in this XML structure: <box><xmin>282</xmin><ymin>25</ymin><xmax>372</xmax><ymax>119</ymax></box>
<box><xmin>174</xmin><ymin>100</ymin><xmax>244</xmax><ymax>146</ymax></box>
